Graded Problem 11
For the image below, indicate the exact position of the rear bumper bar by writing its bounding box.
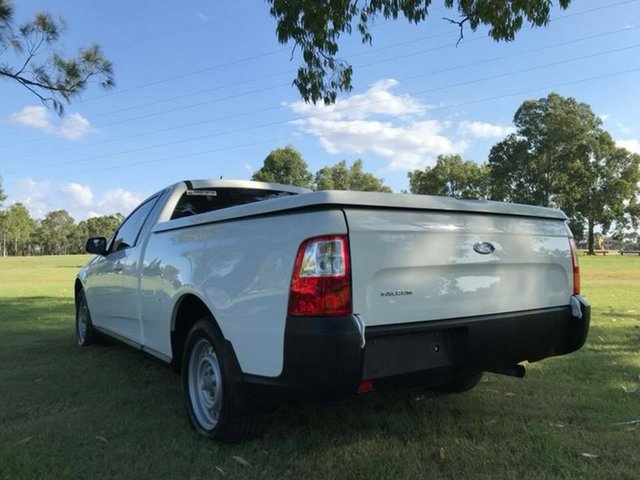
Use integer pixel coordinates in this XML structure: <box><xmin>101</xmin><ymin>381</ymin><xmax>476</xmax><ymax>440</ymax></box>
<box><xmin>242</xmin><ymin>296</ymin><xmax>590</xmax><ymax>404</ymax></box>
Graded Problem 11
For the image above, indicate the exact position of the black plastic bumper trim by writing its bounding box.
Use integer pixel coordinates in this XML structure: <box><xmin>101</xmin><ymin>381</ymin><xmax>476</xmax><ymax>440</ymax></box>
<box><xmin>242</xmin><ymin>297</ymin><xmax>590</xmax><ymax>405</ymax></box>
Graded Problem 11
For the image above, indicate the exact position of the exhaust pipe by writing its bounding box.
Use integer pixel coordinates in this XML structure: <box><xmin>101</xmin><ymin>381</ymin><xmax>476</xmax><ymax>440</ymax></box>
<box><xmin>486</xmin><ymin>364</ymin><xmax>526</xmax><ymax>378</ymax></box>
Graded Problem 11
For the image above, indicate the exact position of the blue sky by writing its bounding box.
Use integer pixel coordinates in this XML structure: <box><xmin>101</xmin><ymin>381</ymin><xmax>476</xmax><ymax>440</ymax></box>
<box><xmin>1</xmin><ymin>0</ymin><xmax>639</xmax><ymax>220</ymax></box>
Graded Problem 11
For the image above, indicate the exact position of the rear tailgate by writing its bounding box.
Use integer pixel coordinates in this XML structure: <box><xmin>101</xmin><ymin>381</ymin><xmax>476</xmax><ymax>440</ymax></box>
<box><xmin>346</xmin><ymin>208</ymin><xmax>573</xmax><ymax>327</ymax></box>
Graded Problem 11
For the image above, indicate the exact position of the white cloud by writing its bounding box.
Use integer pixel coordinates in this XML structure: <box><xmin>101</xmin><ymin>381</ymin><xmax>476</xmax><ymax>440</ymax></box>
<box><xmin>242</xmin><ymin>163</ymin><xmax>254</xmax><ymax>175</ymax></box>
<box><xmin>57</xmin><ymin>114</ymin><xmax>93</xmax><ymax>140</ymax></box>
<box><xmin>617</xmin><ymin>139</ymin><xmax>640</xmax><ymax>154</ymax></box>
<box><xmin>196</xmin><ymin>11</ymin><xmax>209</xmax><ymax>22</ymax></box>
<box><xmin>459</xmin><ymin>121</ymin><xmax>515</xmax><ymax>138</ymax></box>
<box><xmin>617</xmin><ymin>123</ymin><xmax>633</xmax><ymax>135</ymax></box>
<box><xmin>599</xmin><ymin>113</ymin><xmax>610</xmax><ymax>122</ymax></box>
<box><xmin>287</xmin><ymin>79</ymin><xmax>464</xmax><ymax>170</ymax></box>
<box><xmin>7</xmin><ymin>179</ymin><xmax>142</xmax><ymax>220</ymax></box>
<box><xmin>288</xmin><ymin>78</ymin><xmax>426</xmax><ymax>121</ymax></box>
<box><xmin>11</xmin><ymin>179</ymin><xmax>50</xmax><ymax>218</ymax></box>
<box><xmin>297</xmin><ymin>117</ymin><xmax>463</xmax><ymax>170</ymax></box>
<box><xmin>9</xmin><ymin>105</ymin><xmax>50</xmax><ymax>130</ymax></box>
<box><xmin>9</xmin><ymin>105</ymin><xmax>94</xmax><ymax>140</ymax></box>
<box><xmin>60</xmin><ymin>183</ymin><xmax>94</xmax><ymax>208</ymax></box>
<box><xmin>92</xmin><ymin>188</ymin><xmax>143</xmax><ymax>217</ymax></box>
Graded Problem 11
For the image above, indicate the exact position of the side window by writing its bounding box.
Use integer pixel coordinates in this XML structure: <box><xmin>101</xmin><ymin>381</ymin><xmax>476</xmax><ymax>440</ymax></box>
<box><xmin>111</xmin><ymin>196</ymin><xmax>159</xmax><ymax>252</ymax></box>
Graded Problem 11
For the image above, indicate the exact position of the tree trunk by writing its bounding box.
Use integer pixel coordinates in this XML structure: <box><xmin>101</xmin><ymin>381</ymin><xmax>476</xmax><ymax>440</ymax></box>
<box><xmin>587</xmin><ymin>219</ymin><xmax>595</xmax><ymax>255</ymax></box>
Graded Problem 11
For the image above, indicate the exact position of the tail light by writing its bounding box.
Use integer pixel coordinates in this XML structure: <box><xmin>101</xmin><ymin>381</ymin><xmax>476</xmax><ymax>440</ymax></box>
<box><xmin>569</xmin><ymin>238</ymin><xmax>581</xmax><ymax>295</ymax></box>
<box><xmin>288</xmin><ymin>235</ymin><xmax>352</xmax><ymax>316</ymax></box>
<box><xmin>357</xmin><ymin>380</ymin><xmax>375</xmax><ymax>393</ymax></box>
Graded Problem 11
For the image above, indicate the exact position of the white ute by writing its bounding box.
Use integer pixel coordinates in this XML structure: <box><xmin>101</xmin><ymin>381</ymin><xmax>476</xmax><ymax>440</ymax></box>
<box><xmin>75</xmin><ymin>180</ymin><xmax>590</xmax><ymax>441</ymax></box>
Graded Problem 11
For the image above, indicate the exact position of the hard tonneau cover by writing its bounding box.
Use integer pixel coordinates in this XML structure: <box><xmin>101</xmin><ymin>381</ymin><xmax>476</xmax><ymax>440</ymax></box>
<box><xmin>154</xmin><ymin>185</ymin><xmax>566</xmax><ymax>234</ymax></box>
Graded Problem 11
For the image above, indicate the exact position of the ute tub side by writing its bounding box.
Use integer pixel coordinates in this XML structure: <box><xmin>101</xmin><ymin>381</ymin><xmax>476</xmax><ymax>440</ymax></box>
<box><xmin>139</xmin><ymin>208</ymin><xmax>347</xmax><ymax>377</ymax></box>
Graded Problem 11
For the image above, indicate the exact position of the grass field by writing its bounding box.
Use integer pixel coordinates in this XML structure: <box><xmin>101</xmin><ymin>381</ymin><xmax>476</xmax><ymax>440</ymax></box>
<box><xmin>1</xmin><ymin>255</ymin><xmax>639</xmax><ymax>479</ymax></box>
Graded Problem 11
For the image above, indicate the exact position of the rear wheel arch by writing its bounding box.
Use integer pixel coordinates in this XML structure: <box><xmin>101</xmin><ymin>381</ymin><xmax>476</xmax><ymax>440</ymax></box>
<box><xmin>171</xmin><ymin>294</ymin><xmax>224</xmax><ymax>372</ymax></box>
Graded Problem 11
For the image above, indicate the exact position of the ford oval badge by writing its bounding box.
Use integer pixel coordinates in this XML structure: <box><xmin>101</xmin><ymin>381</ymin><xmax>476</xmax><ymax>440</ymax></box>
<box><xmin>473</xmin><ymin>242</ymin><xmax>495</xmax><ymax>255</ymax></box>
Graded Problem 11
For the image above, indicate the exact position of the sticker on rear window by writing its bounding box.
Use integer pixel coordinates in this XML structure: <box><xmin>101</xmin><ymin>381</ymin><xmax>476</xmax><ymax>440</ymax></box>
<box><xmin>186</xmin><ymin>190</ymin><xmax>217</xmax><ymax>197</ymax></box>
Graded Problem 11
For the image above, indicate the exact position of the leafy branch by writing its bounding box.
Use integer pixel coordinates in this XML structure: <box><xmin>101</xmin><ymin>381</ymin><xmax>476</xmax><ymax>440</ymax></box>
<box><xmin>268</xmin><ymin>0</ymin><xmax>572</xmax><ymax>105</ymax></box>
<box><xmin>0</xmin><ymin>1</ymin><xmax>114</xmax><ymax>115</ymax></box>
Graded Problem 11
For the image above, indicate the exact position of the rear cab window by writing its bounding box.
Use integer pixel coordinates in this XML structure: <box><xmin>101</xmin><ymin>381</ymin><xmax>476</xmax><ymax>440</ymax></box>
<box><xmin>171</xmin><ymin>188</ymin><xmax>295</xmax><ymax>220</ymax></box>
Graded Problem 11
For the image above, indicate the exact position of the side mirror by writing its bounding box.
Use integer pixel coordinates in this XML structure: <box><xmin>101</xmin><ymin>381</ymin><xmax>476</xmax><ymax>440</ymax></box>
<box><xmin>86</xmin><ymin>237</ymin><xmax>107</xmax><ymax>255</ymax></box>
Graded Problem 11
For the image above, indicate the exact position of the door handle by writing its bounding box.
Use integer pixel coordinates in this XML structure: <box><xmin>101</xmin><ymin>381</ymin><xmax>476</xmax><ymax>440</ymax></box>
<box><xmin>113</xmin><ymin>261</ymin><xmax>124</xmax><ymax>272</ymax></box>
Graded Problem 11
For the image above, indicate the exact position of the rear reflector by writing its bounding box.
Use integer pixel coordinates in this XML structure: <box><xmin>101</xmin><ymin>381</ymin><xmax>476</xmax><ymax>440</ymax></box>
<box><xmin>569</xmin><ymin>238</ymin><xmax>581</xmax><ymax>295</ymax></box>
<box><xmin>287</xmin><ymin>235</ymin><xmax>352</xmax><ymax>316</ymax></box>
<box><xmin>357</xmin><ymin>380</ymin><xmax>375</xmax><ymax>393</ymax></box>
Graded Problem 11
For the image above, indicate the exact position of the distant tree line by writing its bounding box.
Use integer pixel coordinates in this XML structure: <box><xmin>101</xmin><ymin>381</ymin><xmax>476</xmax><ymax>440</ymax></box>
<box><xmin>0</xmin><ymin>200</ymin><xmax>123</xmax><ymax>256</ymax></box>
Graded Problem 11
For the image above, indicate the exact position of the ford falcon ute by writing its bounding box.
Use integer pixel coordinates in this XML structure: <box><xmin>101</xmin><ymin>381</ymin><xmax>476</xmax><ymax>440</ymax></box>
<box><xmin>75</xmin><ymin>179</ymin><xmax>590</xmax><ymax>441</ymax></box>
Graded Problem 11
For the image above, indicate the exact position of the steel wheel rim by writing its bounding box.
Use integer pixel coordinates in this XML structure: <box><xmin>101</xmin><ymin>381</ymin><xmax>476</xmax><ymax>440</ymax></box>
<box><xmin>188</xmin><ymin>338</ymin><xmax>223</xmax><ymax>430</ymax></box>
<box><xmin>77</xmin><ymin>299</ymin><xmax>88</xmax><ymax>344</ymax></box>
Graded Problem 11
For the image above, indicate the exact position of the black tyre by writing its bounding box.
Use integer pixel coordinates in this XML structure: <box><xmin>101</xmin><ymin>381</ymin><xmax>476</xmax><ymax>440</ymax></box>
<box><xmin>182</xmin><ymin>318</ymin><xmax>260</xmax><ymax>442</ymax></box>
<box><xmin>76</xmin><ymin>289</ymin><xmax>98</xmax><ymax>346</ymax></box>
<box><xmin>436</xmin><ymin>372</ymin><xmax>483</xmax><ymax>393</ymax></box>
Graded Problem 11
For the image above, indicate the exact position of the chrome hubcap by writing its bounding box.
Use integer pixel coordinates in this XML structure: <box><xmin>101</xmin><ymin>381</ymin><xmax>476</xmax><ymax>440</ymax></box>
<box><xmin>188</xmin><ymin>338</ymin><xmax>223</xmax><ymax>430</ymax></box>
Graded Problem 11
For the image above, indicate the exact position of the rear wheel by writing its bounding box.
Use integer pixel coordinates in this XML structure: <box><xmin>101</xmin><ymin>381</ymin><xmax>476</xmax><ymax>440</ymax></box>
<box><xmin>76</xmin><ymin>290</ymin><xmax>98</xmax><ymax>346</ymax></box>
<box><xmin>436</xmin><ymin>372</ymin><xmax>483</xmax><ymax>393</ymax></box>
<box><xmin>182</xmin><ymin>319</ymin><xmax>260</xmax><ymax>442</ymax></box>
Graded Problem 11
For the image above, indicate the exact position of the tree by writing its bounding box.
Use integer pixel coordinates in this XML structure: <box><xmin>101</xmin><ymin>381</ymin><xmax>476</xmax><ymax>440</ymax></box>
<box><xmin>0</xmin><ymin>0</ymin><xmax>114</xmax><ymax>114</ymax></box>
<box><xmin>487</xmin><ymin>134</ymin><xmax>543</xmax><ymax>204</ymax></box>
<box><xmin>0</xmin><ymin>175</ymin><xmax>6</xmax><ymax>205</ymax></box>
<box><xmin>408</xmin><ymin>154</ymin><xmax>489</xmax><ymax>198</ymax></box>
<box><xmin>489</xmin><ymin>93</ymin><xmax>601</xmax><ymax>207</ymax></box>
<box><xmin>267</xmin><ymin>0</ymin><xmax>571</xmax><ymax>104</ymax></box>
<box><xmin>38</xmin><ymin>209</ymin><xmax>76</xmax><ymax>255</ymax></box>
<box><xmin>74</xmin><ymin>213</ymin><xmax>123</xmax><ymax>252</ymax></box>
<box><xmin>314</xmin><ymin>159</ymin><xmax>391</xmax><ymax>192</ymax></box>
<box><xmin>573</xmin><ymin>143</ymin><xmax>640</xmax><ymax>254</ymax></box>
<box><xmin>252</xmin><ymin>145</ymin><xmax>314</xmax><ymax>188</ymax></box>
<box><xmin>0</xmin><ymin>210</ymin><xmax>6</xmax><ymax>256</ymax></box>
<box><xmin>84</xmin><ymin>213</ymin><xmax>123</xmax><ymax>239</ymax></box>
<box><xmin>1</xmin><ymin>203</ymin><xmax>35</xmax><ymax>255</ymax></box>
<box><xmin>71</xmin><ymin>220</ymin><xmax>89</xmax><ymax>254</ymax></box>
<box><xmin>489</xmin><ymin>92</ymin><xmax>640</xmax><ymax>254</ymax></box>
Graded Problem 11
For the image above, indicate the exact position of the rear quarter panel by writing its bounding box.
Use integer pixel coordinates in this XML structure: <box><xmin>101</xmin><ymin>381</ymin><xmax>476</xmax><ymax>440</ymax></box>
<box><xmin>140</xmin><ymin>209</ymin><xmax>347</xmax><ymax>377</ymax></box>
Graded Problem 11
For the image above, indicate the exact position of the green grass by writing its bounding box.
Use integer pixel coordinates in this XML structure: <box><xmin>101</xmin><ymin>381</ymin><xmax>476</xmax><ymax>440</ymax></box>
<box><xmin>1</xmin><ymin>255</ymin><xmax>639</xmax><ymax>480</ymax></box>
